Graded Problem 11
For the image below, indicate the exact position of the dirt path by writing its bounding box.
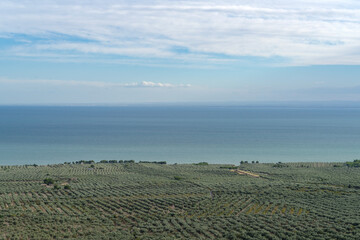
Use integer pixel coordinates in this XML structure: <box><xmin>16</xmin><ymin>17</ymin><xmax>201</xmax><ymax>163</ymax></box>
<box><xmin>230</xmin><ymin>169</ymin><xmax>260</xmax><ymax>178</ymax></box>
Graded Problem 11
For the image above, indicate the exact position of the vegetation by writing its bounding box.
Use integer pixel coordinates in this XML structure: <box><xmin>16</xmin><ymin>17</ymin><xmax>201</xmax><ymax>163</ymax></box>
<box><xmin>0</xmin><ymin>162</ymin><xmax>359</xmax><ymax>239</ymax></box>
<box><xmin>219</xmin><ymin>165</ymin><xmax>237</xmax><ymax>169</ymax></box>
<box><xmin>43</xmin><ymin>178</ymin><xmax>55</xmax><ymax>185</ymax></box>
<box><xmin>346</xmin><ymin>159</ymin><xmax>360</xmax><ymax>168</ymax></box>
<box><xmin>71</xmin><ymin>159</ymin><xmax>136</xmax><ymax>165</ymax></box>
<box><xmin>139</xmin><ymin>161</ymin><xmax>167</xmax><ymax>165</ymax></box>
<box><xmin>173</xmin><ymin>176</ymin><xmax>183</xmax><ymax>180</ymax></box>
<box><xmin>194</xmin><ymin>162</ymin><xmax>208</xmax><ymax>165</ymax></box>
<box><xmin>272</xmin><ymin>162</ymin><xmax>289</xmax><ymax>168</ymax></box>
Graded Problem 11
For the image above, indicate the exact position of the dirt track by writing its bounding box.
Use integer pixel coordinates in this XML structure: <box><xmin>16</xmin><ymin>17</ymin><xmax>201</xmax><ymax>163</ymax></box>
<box><xmin>230</xmin><ymin>169</ymin><xmax>260</xmax><ymax>178</ymax></box>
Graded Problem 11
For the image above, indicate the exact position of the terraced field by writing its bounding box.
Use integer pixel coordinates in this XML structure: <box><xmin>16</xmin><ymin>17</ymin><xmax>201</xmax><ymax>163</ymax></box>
<box><xmin>0</xmin><ymin>162</ymin><xmax>359</xmax><ymax>239</ymax></box>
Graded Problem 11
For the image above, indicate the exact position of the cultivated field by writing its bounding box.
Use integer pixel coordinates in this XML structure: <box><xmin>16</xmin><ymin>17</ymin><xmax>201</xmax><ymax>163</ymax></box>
<box><xmin>0</xmin><ymin>161</ymin><xmax>359</xmax><ymax>239</ymax></box>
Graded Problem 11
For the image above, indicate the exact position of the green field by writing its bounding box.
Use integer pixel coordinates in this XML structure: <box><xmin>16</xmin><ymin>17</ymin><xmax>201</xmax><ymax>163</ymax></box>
<box><xmin>0</xmin><ymin>161</ymin><xmax>359</xmax><ymax>239</ymax></box>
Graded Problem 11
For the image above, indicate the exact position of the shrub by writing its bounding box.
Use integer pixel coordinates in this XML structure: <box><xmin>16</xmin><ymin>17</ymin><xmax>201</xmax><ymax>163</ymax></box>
<box><xmin>124</xmin><ymin>160</ymin><xmax>135</xmax><ymax>164</ymax></box>
<box><xmin>273</xmin><ymin>162</ymin><xmax>288</xmax><ymax>168</ymax></box>
<box><xmin>195</xmin><ymin>162</ymin><xmax>208</xmax><ymax>165</ymax></box>
<box><xmin>43</xmin><ymin>178</ymin><xmax>54</xmax><ymax>185</ymax></box>
<box><xmin>220</xmin><ymin>166</ymin><xmax>237</xmax><ymax>169</ymax></box>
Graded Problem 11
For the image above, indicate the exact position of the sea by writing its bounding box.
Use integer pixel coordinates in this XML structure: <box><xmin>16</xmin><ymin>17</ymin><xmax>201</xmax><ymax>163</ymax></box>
<box><xmin>1</xmin><ymin>105</ymin><xmax>360</xmax><ymax>165</ymax></box>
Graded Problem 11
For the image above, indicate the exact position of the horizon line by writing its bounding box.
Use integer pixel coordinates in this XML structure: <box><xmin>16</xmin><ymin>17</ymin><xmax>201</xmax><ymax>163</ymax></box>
<box><xmin>2</xmin><ymin>100</ymin><xmax>360</xmax><ymax>108</ymax></box>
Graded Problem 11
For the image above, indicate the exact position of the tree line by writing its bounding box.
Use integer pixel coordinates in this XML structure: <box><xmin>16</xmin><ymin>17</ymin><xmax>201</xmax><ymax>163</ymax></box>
<box><xmin>63</xmin><ymin>160</ymin><xmax>167</xmax><ymax>165</ymax></box>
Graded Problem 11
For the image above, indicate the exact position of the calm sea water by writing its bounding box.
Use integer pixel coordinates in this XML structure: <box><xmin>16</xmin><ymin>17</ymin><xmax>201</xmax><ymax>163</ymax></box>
<box><xmin>1</xmin><ymin>106</ymin><xmax>360</xmax><ymax>165</ymax></box>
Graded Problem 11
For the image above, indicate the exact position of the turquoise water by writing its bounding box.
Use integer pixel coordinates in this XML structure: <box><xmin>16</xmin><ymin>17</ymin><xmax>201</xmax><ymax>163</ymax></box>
<box><xmin>1</xmin><ymin>106</ymin><xmax>360</xmax><ymax>165</ymax></box>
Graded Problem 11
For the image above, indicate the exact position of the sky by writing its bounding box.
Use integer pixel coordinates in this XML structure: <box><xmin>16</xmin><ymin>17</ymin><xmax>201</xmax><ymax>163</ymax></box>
<box><xmin>1</xmin><ymin>0</ymin><xmax>360</xmax><ymax>105</ymax></box>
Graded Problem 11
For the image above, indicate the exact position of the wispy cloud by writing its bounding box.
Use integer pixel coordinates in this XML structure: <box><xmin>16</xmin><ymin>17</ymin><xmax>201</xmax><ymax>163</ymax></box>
<box><xmin>1</xmin><ymin>0</ymin><xmax>360</xmax><ymax>65</ymax></box>
<box><xmin>0</xmin><ymin>78</ymin><xmax>191</xmax><ymax>88</ymax></box>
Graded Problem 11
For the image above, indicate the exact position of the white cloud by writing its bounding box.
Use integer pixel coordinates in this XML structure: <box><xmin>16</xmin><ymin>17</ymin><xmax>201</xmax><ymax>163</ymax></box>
<box><xmin>1</xmin><ymin>0</ymin><xmax>360</xmax><ymax>65</ymax></box>
<box><xmin>0</xmin><ymin>78</ymin><xmax>191</xmax><ymax>88</ymax></box>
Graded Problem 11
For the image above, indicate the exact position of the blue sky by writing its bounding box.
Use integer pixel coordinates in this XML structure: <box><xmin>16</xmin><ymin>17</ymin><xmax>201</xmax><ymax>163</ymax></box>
<box><xmin>1</xmin><ymin>0</ymin><xmax>360</xmax><ymax>104</ymax></box>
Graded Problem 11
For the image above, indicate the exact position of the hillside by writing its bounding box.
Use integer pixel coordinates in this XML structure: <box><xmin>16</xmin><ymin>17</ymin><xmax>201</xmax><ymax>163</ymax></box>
<box><xmin>0</xmin><ymin>162</ymin><xmax>359</xmax><ymax>239</ymax></box>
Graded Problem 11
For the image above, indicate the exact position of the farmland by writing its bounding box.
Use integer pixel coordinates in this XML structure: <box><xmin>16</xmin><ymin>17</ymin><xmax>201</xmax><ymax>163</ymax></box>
<box><xmin>0</xmin><ymin>162</ymin><xmax>359</xmax><ymax>239</ymax></box>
